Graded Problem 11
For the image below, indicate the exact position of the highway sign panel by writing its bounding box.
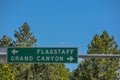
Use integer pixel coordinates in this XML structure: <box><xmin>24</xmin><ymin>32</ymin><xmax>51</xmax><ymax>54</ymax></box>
<box><xmin>7</xmin><ymin>47</ymin><xmax>78</xmax><ymax>63</ymax></box>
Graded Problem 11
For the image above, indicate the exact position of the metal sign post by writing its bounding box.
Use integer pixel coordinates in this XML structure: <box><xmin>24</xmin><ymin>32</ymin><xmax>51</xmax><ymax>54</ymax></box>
<box><xmin>78</xmin><ymin>54</ymin><xmax>120</xmax><ymax>58</ymax></box>
<box><xmin>0</xmin><ymin>48</ymin><xmax>7</xmax><ymax>63</ymax></box>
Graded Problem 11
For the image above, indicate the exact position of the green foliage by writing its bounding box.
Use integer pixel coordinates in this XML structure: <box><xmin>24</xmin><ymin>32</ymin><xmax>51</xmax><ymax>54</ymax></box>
<box><xmin>0</xmin><ymin>64</ymin><xmax>15</xmax><ymax>80</ymax></box>
<box><xmin>70</xmin><ymin>31</ymin><xmax>120</xmax><ymax>80</ymax></box>
<box><xmin>14</xmin><ymin>22</ymin><xmax>37</xmax><ymax>47</ymax></box>
<box><xmin>32</xmin><ymin>64</ymin><xmax>69</xmax><ymax>80</ymax></box>
<box><xmin>0</xmin><ymin>35</ymin><xmax>15</xmax><ymax>47</ymax></box>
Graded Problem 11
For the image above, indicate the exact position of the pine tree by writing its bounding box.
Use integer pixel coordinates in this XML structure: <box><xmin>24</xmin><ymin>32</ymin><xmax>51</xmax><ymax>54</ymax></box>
<box><xmin>14</xmin><ymin>22</ymin><xmax>37</xmax><ymax>47</ymax></box>
<box><xmin>70</xmin><ymin>31</ymin><xmax>120</xmax><ymax>80</ymax></box>
<box><xmin>13</xmin><ymin>22</ymin><xmax>37</xmax><ymax>80</ymax></box>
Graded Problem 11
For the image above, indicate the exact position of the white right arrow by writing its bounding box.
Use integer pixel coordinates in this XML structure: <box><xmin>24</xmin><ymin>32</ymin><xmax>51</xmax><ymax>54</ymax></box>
<box><xmin>11</xmin><ymin>49</ymin><xmax>18</xmax><ymax>55</ymax></box>
<box><xmin>67</xmin><ymin>56</ymin><xmax>74</xmax><ymax>61</ymax></box>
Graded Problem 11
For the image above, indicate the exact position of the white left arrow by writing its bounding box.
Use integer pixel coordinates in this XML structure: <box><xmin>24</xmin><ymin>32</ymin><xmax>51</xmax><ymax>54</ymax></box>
<box><xmin>67</xmin><ymin>56</ymin><xmax>74</xmax><ymax>62</ymax></box>
<box><xmin>11</xmin><ymin>49</ymin><xmax>18</xmax><ymax>55</ymax></box>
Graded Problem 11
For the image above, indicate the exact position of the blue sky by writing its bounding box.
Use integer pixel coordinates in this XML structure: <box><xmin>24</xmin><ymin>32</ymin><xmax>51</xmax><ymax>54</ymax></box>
<box><xmin>0</xmin><ymin>0</ymin><xmax>120</xmax><ymax>71</ymax></box>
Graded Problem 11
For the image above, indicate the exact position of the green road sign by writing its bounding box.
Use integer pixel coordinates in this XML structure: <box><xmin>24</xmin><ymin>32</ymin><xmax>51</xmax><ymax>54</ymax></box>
<box><xmin>7</xmin><ymin>47</ymin><xmax>78</xmax><ymax>63</ymax></box>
